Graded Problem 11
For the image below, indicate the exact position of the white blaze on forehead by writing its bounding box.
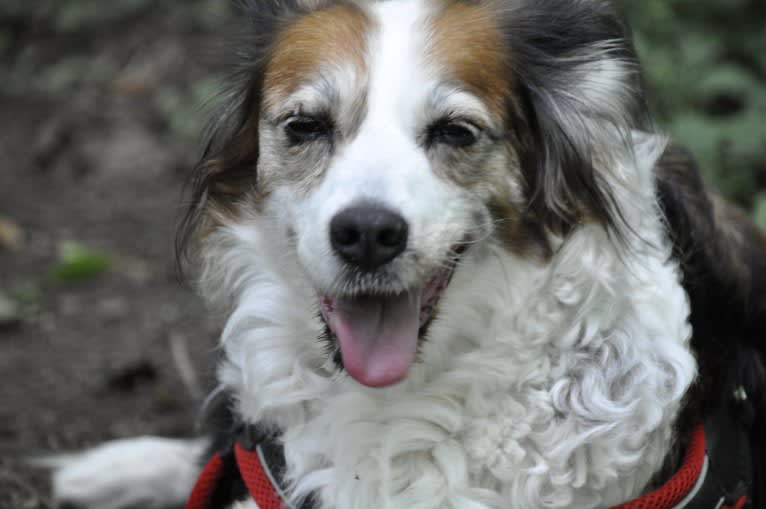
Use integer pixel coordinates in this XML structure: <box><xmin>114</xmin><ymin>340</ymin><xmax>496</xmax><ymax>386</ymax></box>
<box><xmin>367</xmin><ymin>0</ymin><xmax>433</xmax><ymax>131</ymax></box>
<box><xmin>315</xmin><ymin>0</ymin><xmax>451</xmax><ymax>209</ymax></box>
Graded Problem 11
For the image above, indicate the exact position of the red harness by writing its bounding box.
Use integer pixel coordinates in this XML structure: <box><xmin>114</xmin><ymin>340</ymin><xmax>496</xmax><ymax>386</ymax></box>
<box><xmin>612</xmin><ymin>424</ymin><xmax>746</xmax><ymax>509</ymax></box>
<box><xmin>186</xmin><ymin>441</ymin><xmax>286</xmax><ymax>509</ymax></box>
<box><xmin>184</xmin><ymin>423</ymin><xmax>748</xmax><ymax>509</ymax></box>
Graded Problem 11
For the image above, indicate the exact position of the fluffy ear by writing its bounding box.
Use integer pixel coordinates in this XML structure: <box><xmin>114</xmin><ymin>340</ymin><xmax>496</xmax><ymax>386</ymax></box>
<box><xmin>176</xmin><ymin>0</ymin><xmax>315</xmax><ymax>264</ymax></box>
<box><xmin>498</xmin><ymin>0</ymin><xmax>648</xmax><ymax>236</ymax></box>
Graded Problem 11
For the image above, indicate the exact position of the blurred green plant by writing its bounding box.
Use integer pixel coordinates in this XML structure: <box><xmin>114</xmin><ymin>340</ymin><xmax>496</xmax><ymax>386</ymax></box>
<box><xmin>617</xmin><ymin>0</ymin><xmax>766</xmax><ymax>225</ymax></box>
<box><xmin>156</xmin><ymin>77</ymin><xmax>223</xmax><ymax>142</ymax></box>
<box><xmin>55</xmin><ymin>0</ymin><xmax>154</xmax><ymax>32</ymax></box>
<box><xmin>11</xmin><ymin>282</ymin><xmax>40</xmax><ymax>307</ymax></box>
<box><xmin>49</xmin><ymin>241</ymin><xmax>111</xmax><ymax>282</ymax></box>
<box><xmin>755</xmin><ymin>193</ymin><xmax>766</xmax><ymax>228</ymax></box>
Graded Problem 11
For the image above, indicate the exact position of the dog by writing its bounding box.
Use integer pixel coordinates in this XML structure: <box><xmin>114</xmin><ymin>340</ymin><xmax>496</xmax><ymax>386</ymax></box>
<box><xmin>50</xmin><ymin>0</ymin><xmax>765</xmax><ymax>507</ymax></box>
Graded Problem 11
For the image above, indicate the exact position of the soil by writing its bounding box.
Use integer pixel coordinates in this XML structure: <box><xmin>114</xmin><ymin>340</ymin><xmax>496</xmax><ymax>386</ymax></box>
<box><xmin>0</xmin><ymin>3</ymin><xmax>232</xmax><ymax>507</ymax></box>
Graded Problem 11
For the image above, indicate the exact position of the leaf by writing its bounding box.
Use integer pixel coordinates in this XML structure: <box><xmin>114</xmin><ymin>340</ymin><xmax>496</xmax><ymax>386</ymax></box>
<box><xmin>11</xmin><ymin>283</ymin><xmax>40</xmax><ymax>306</ymax></box>
<box><xmin>697</xmin><ymin>65</ymin><xmax>760</xmax><ymax>98</ymax></box>
<box><xmin>0</xmin><ymin>291</ymin><xmax>21</xmax><ymax>330</ymax></box>
<box><xmin>0</xmin><ymin>217</ymin><xmax>24</xmax><ymax>251</ymax></box>
<box><xmin>49</xmin><ymin>241</ymin><xmax>111</xmax><ymax>282</ymax></box>
<box><xmin>755</xmin><ymin>193</ymin><xmax>766</xmax><ymax>230</ymax></box>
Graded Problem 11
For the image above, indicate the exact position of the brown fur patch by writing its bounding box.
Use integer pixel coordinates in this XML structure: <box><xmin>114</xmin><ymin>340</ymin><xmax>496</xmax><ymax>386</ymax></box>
<box><xmin>488</xmin><ymin>198</ymin><xmax>552</xmax><ymax>261</ymax></box>
<box><xmin>263</xmin><ymin>3</ymin><xmax>372</xmax><ymax>107</ymax></box>
<box><xmin>427</xmin><ymin>1</ymin><xmax>509</xmax><ymax>117</ymax></box>
<box><xmin>206</xmin><ymin>116</ymin><xmax>261</xmax><ymax>204</ymax></box>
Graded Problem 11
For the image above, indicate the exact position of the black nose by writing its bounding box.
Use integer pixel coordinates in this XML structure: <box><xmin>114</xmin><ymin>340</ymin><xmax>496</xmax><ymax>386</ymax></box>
<box><xmin>330</xmin><ymin>204</ymin><xmax>409</xmax><ymax>271</ymax></box>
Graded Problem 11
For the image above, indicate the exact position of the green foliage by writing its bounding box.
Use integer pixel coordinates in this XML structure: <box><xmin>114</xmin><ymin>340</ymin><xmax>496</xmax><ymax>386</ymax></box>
<box><xmin>49</xmin><ymin>241</ymin><xmax>111</xmax><ymax>282</ymax></box>
<box><xmin>55</xmin><ymin>0</ymin><xmax>154</xmax><ymax>32</ymax></box>
<box><xmin>617</xmin><ymin>0</ymin><xmax>766</xmax><ymax>215</ymax></box>
<box><xmin>755</xmin><ymin>193</ymin><xmax>766</xmax><ymax>229</ymax></box>
<box><xmin>156</xmin><ymin>77</ymin><xmax>223</xmax><ymax>142</ymax></box>
<box><xmin>11</xmin><ymin>283</ymin><xmax>40</xmax><ymax>306</ymax></box>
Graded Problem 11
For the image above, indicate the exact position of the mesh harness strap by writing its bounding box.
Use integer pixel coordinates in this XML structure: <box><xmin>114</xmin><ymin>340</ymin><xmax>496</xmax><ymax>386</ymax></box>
<box><xmin>613</xmin><ymin>424</ymin><xmax>707</xmax><ymax>509</ymax></box>
<box><xmin>184</xmin><ymin>452</ymin><xmax>225</xmax><ymax>509</ymax></box>
<box><xmin>184</xmin><ymin>421</ymin><xmax>750</xmax><ymax>509</ymax></box>
<box><xmin>235</xmin><ymin>442</ymin><xmax>289</xmax><ymax>509</ymax></box>
<box><xmin>184</xmin><ymin>427</ymin><xmax>313</xmax><ymax>509</ymax></box>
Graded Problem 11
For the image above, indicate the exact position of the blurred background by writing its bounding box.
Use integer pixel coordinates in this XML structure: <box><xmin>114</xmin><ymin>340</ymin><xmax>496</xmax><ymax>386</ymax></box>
<box><xmin>0</xmin><ymin>0</ymin><xmax>764</xmax><ymax>507</ymax></box>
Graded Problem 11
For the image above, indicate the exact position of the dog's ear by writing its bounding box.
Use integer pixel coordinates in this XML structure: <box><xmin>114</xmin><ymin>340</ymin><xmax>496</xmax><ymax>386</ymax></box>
<box><xmin>499</xmin><ymin>0</ymin><xmax>648</xmax><ymax>237</ymax></box>
<box><xmin>193</xmin><ymin>0</ymin><xmax>307</xmax><ymax>205</ymax></box>
<box><xmin>177</xmin><ymin>0</ymin><xmax>318</xmax><ymax>266</ymax></box>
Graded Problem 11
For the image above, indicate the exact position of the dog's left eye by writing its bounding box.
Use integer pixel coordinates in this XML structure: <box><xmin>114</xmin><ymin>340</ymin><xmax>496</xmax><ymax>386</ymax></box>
<box><xmin>426</xmin><ymin>120</ymin><xmax>479</xmax><ymax>148</ymax></box>
<box><xmin>284</xmin><ymin>116</ymin><xmax>332</xmax><ymax>144</ymax></box>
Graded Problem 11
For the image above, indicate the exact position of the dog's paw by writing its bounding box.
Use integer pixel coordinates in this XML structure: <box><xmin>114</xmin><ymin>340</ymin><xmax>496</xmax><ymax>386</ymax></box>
<box><xmin>39</xmin><ymin>436</ymin><xmax>208</xmax><ymax>509</ymax></box>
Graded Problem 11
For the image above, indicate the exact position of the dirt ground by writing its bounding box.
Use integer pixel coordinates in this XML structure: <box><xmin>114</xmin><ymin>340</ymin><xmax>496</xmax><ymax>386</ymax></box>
<box><xmin>0</xmin><ymin>3</ymin><xmax>232</xmax><ymax>507</ymax></box>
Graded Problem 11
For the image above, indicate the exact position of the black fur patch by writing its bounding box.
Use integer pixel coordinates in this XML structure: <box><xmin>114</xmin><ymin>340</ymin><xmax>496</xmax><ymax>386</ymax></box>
<box><xmin>496</xmin><ymin>0</ymin><xmax>649</xmax><ymax>237</ymax></box>
<box><xmin>199</xmin><ymin>387</ymin><xmax>250</xmax><ymax>506</ymax></box>
<box><xmin>656</xmin><ymin>143</ymin><xmax>766</xmax><ymax>507</ymax></box>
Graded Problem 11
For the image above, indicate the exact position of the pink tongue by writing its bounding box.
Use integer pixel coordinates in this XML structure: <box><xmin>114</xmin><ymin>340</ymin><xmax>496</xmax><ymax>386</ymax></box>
<box><xmin>327</xmin><ymin>292</ymin><xmax>420</xmax><ymax>387</ymax></box>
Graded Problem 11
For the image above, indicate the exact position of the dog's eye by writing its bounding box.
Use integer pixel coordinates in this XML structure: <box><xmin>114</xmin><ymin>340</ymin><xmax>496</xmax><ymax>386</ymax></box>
<box><xmin>427</xmin><ymin>120</ymin><xmax>478</xmax><ymax>148</ymax></box>
<box><xmin>284</xmin><ymin>116</ymin><xmax>332</xmax><ymax>144</ymax></box>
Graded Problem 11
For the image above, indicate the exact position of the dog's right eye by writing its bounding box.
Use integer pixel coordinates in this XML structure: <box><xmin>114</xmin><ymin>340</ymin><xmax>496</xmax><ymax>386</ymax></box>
<box><xmin>284</xmin><ymin>116</ymin><xmax>332</xmax><ymax>144</ymax></box>
<box><xmin>425</xmin><ymin>118</ymin><xmax>480</xmax><ymax>149</ymax></box>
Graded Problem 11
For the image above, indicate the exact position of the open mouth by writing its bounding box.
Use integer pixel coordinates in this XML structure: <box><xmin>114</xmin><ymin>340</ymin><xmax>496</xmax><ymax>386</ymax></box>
<box><xmin>320</xmin><ymin>265</ymin><xmax>455</xmax><ymax>388</ymax></box>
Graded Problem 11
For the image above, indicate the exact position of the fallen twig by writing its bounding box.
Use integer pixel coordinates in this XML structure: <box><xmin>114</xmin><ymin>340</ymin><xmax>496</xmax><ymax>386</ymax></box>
<box><xmin>169</xmin><ymin>332</ymin><xmax>203</xmax><ymax>400</ymax></box>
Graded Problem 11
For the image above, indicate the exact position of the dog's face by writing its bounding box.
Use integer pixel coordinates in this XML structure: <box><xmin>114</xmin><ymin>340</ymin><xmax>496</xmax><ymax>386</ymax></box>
<box><xmin>259</xmin><ymin>1</ymin><xmax>527</xmax><ymax>387</ymax></box>
<box><xmin>184</xmin><ymin>0</ymin><xmax>646</xmax><ymax>388</ymax></box>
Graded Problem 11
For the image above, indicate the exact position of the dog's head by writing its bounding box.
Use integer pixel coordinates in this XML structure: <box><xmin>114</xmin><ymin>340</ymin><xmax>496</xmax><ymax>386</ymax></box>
<box><xmin>180</xmin><ymin>0</ymin><xmax>647</xmax><ymax>388</ymax></box>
